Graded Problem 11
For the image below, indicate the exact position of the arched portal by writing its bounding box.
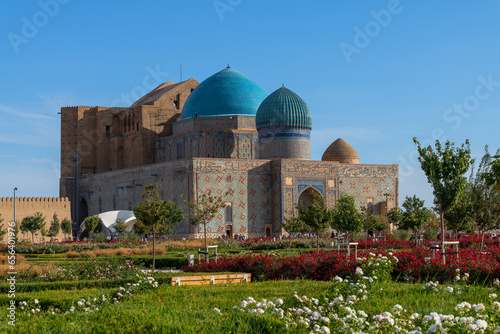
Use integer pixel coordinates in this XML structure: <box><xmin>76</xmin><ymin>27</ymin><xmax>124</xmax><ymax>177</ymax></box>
<box><xmin>297</xmin><ymin>187</ymin><xmax>323</xmax><ymax>208</ymax></box>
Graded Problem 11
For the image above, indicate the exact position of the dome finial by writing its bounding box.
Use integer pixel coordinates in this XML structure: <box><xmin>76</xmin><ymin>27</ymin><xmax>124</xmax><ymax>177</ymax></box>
<box><xmin>282</xmin><ymin>83</ymin><xmax>285</xmax><ymax>88</ymax></box>
<box><xmin>227</xmin><ymin>63</ymin><xmax>230</xmax><ymax>68</ymax></box>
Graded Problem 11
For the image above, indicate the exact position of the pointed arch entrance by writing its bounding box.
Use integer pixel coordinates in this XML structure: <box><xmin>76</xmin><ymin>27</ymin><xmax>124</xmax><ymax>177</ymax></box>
<box><xmin>297</xmin><ymin>186</ymin><xmax>323</xmax><ymax>207</ymax></box>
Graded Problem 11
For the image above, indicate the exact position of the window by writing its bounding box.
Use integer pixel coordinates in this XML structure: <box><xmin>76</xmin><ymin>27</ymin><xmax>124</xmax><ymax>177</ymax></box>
<box><xmin>105</xmin><ymin>125</ymin><xmax>110</xmax><ymax>137</ymax></box>
<box><xmin>225</xmin><ymin>203</ymin><xmax>233</xmax><ymax>223</ymax></box>
<box><xmin>98</xmin><ymin>197</ymin><xmax>102</xmax><ymax>212</ymax></box>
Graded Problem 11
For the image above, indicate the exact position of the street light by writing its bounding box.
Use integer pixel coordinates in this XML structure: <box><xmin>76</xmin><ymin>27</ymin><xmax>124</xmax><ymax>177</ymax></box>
<box><xmin>13</xmin><ymin>187</ymin><xmax>17</xmax><ymax>228</ymax></box>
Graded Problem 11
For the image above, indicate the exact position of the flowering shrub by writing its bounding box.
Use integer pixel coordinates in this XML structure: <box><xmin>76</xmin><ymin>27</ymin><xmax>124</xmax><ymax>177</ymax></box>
<box><xmin>225</xmin><ymin>273</ymin><xmax>500</xmax><ymax>333</ymax></box>
<box><xmin>17</xmin><ymin>273</ymin><xmax>158</xmax><ymax>317</ymax></box>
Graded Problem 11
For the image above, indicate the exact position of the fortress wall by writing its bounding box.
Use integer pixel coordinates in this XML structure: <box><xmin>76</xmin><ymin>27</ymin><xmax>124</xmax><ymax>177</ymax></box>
<box><xmin>0</xmin><ymin>197</ymin><xmax>72</xmax><ymax>243</ymax></box>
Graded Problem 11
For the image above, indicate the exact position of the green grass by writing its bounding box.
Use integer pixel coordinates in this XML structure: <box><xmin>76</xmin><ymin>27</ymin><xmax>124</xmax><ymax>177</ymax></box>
<box><xmin>1</xmin><ymin>279</ymin><xmax>493</xmax><ymax>333</ymax></box>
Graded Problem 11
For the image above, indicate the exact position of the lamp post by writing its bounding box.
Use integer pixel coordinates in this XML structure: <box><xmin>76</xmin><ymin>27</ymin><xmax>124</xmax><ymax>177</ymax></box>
<box><xmin>13</xmin><ymin>187</ymin><xmax>17</xmax><ymax>228</ymax></box>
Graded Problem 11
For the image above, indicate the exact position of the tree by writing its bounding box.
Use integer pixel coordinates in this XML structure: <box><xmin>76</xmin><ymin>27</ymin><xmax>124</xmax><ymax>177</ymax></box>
<box><xmin>61</xmin><ymin>218</ymin><xmax>73</xmax><ymax>240</ymax></box>
<box><xmin>387</xmin><ymin>207</ymin><xmax>402</xmax><ymax>229</ymax></box>
<box><xmin>483</xmin><ymin>155</ymin><xmax>500</xmax><ymax>192</ymax></box>
<box><xmin>414</xmin><ymin>138</ymin><xmax>473</xmax><ymax>250</ymax></box>
<box><xmin>20</xmin><ymin>212</ymin><xmax>46</xmax><ymax>243</ymax></box>
<box><xmin>114</xmin><ymin>218</ymin><xmax>128</xmax><ymax>239</ymax></box>
<box><xmin>0</xmin><ymin>214</ymin><xmax>7</xmax><ymax>241</ymax></box>
<box><xmin>134</xmin><ymin>184</ymin><xmax>184</xmax><ymax>271</ymax></box>
<box><xmin>282</xmin><ymin>210</ymin><xmax>309</xmax><ymax>247</ymax></box>
<box><xmin>331</xmin><ymin>193</ymin><xmax>363</xmax><ymax>242</ymax></box>
<box><xmin>83</xmin><ymin>215</ymin><xmax>102</xmax><ymax>243</ymax></box>
<box><xmin>47</xmin><ymin>213</ymin><xmax>61</xmax><ymax>241</ymax></box>
<box><xmin>361</xmin><ymin>206</ymin><xmax>377</xmax><ymax>234</ymax></box>
<box><xmin>444</xmin><ymin>187</ymin><xmax>474</xmax><ymax>240</ymax></box>
<box><xmin>187</xmin><ymin>189</ymin><xmax>226</xmax><ymax>250</ymax></box>
<box><xmin>469</xmin><ymin>147</ymin><xmax>500</xmax><ymax>250</ymax></box>
<box><xmin>399</xmin><ymin>195</ymin><xmax>431</xmax><ymax>233</ymax></box>
<box><xmin>297</xmin><ymin>193</ymin><xmax>332</xmax><ymax>252</ymax></box>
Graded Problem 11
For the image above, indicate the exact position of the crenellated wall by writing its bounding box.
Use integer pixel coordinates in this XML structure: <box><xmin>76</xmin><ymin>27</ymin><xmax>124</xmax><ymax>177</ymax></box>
<box><xmin>0</xmin><ymin>197</ymin><xmax>72</xmax><ymax>243</ymax></box>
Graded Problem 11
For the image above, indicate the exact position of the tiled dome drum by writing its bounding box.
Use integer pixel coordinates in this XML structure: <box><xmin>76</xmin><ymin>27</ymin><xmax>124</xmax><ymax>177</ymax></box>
<box><xmin>256</xmin><ymin>87</ymin><xmax>312</xmax><ymax>159</ymax></box>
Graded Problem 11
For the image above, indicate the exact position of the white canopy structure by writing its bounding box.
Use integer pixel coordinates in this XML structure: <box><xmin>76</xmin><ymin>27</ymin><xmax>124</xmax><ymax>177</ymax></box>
<box><xmin>81</xmin><ymin>210</ymin><xmax>137</xmax><ymax>237</ymax></box>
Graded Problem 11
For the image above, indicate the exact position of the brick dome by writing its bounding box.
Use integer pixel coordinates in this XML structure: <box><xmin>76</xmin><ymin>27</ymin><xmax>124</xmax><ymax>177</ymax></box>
<box><xmin>322</xmin><ymin>138</ymin><xmax>359</xmax><ymax>164</ymax></box>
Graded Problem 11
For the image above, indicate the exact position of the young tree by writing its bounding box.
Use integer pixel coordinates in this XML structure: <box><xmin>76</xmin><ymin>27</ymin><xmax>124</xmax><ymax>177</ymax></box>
<box><xmin>483</xmin><ymin>155</ymin><xmax>500</xmax><ymax>192</ymax></box>
<box><xmin>282</xmin><ymin>210</ymin><xmax>308</xmax><ymax>247</ymax></box>
<box><xmin>297</xmin><ymin>193</ymin><xmax>332</xmax><ymax>252</ymax></box>
<box><xmin>399</xmin><ymin>195</ymin><xmax>431</xmax><ymax>233</ymax></box>
<box><xmin>387</xmin><ymin>207</ymin><xmax>402</xmax><ymax>230</ymax></box>
<box><xmin>47</xmin><ymin>213</ymin><xmax>61</xmax><ymax>241</ymax></box>
<box><xmin>331</xmin><ymin>194</ymin><xmax>363</xmax><ymax>242</ymax></box>
<box><xmin>114</xmin><ymin>218</ymin><xmax>128</xmax><ymax>239</ymax></box>
<box><xmin>469</xmin><ymin>147</ymin><xmax>500</xmax><ymax>250</ymax></box>
<box><xmin>0</xmin><ymin>214</ymin><xmax>7</xmax><ymax>241</ymax></box>
<box><xmin>83</xmin><ymin>215</ymin><xmax>102</xmax><ymax>243</ymax></box>
<box><xmin>413</xmin><ymin>138</ymin><xmax>473</xmax><ymax>250</ymax></box>
<box><xmin>360</xmin><ymin>206</ymin><xmax>378</xmax><ymax>234</ymax></box>
<box><xmin>134</xmin><ymin>184</ymin><xmax>184</xmax><ymax>271</ymax></box>
<box><xmin>20</xmin><ymin>212</ymin><xmax>46</xmax><ymax>243</ymax></box>
<box><xmin>444</xmin><ymin>188</ymin><xmax>474</xmax><ymax>240</ymax></box>
<box><xmin>61</xmin><ymin>218</ymin><xmax>73</xmax><ymax>241</ymax></box>
<box><xmin>187</xmin><ymin>189</ymin><xmax>226</xmax><ymax>250</ymax></box>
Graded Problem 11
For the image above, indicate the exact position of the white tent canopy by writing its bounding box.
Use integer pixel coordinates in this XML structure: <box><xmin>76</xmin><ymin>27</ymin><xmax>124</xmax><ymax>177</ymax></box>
<box><xmin>81</xmin><ymin>210</ymin><xmax>136</xmax><ymax>235</ymax></box>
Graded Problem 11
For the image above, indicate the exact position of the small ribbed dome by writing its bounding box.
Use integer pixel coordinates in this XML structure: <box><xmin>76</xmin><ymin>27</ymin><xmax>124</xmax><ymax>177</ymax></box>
<box><xmin>181</xmin><ymin>67</ymin><xmax>268</xmax><ymax>120</ymax></box>
<box><xmin>322</xmin><ymin>138</ymin><xmax>359</xmax><ymax>164</ymax></box>
<box><xmin>256</xmin><ymin>87</ymin><xmax>312</xmax><ymax>130</ymax></box>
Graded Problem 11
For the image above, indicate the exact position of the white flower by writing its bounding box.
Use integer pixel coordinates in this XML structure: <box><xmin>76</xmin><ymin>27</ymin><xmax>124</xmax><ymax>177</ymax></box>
<box><xmin>34</xmin><ymin>299</ymin><xmax>39</xmax><ymax>304</ymax></box>
<box><xmin>213</xmin><ymin>308</ymin><xmax>222</xmax><ymax>315</ymax></box>
<box><xmin>476</xmin><ymin>319</ymin><xmax>487</xmax><ymax>329</ymax></box>
<box><xmin>240</xmin><ymin>300</ymin><xmax>248</xmax><ymax>308</ymax></box>
<box><xmin>490</xmin><ymin>293</ymin><xmax>498</xmax><ymax>299</ymax></box>
<box><xmin>493</xmin><ymin>301</ymin><xmax>500</xmax><ymax>311</ymax></box>
<box><xmin>275</xmin><ymin>298</ymin><xmax>283</xmax><ymax>306</ymax></box>
<box><xmin>473</xmin><ymin>303</ymin><xmax>485</xmax><ymax>312</ymax></box>
<box><xmin>320</xmin><ymin>326</ymin><xmax>330</xmax><ymax>334</ymax></box>
<box><xmin>232</xmin><ymin>306</ymin><xmax>238</xmax><ymax>310</ymax></box>
<box><xmin>257</xmin><ymin>308</ymin><xmax>264</xmax><ymax>314</ymax></box>
<box><xmin>355</xmin><ymin>267</ymin><xmax>364</xmax><ymax>276</ymax></box>
<box><xmin>446</xmin><ymin>287</ymin><xmax>454</xmax><ymax>293</ymax></box>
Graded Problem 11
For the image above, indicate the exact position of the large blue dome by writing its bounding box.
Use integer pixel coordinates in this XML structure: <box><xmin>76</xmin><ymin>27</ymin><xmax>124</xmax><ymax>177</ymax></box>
<box><xmin>256</xmin><ymin>86</ymin><xmax>312</xmax><ymax>130</ymax></box>
<box><xmin>180</xmin><ymin>67</ymin><xmax>268</xmax><ymax>120</ymax></box>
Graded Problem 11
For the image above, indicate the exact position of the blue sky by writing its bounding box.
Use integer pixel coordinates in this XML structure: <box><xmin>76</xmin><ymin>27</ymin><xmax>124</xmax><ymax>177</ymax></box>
<box><xmin>1</xmin><ymin>0</ymin><xmax>499</xmax><ymax>209</ymax></box>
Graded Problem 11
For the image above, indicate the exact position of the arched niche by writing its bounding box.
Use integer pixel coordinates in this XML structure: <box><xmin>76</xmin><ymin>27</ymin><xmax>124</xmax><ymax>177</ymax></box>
<box><xmin>297</xmin><ymin>186</ymin><xmax>323</xmax><ymax>208</ymax></box>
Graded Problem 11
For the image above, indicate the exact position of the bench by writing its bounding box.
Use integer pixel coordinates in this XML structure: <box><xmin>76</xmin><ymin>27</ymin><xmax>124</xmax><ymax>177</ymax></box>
<box><xmin>171</xmin><ymin>273</ymin><xmax>251</xmax><ymax>286</ymax></box>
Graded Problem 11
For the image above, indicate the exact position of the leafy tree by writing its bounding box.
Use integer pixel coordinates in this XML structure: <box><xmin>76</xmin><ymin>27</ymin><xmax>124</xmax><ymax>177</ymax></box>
<box><xmin>360</xmin><ymin>206</ymin><xmax>378</xmax><ymax>235</ymax></box>
<box><xmin>469</xmin><ymin>147</ymin><xmax>500</xmax><ymax>250</ymax></box>
<box><xmin>330</xmin><ymin>193</ymin><xmax>363</xmax><ymax>242</ymax></box>
<box><xmin>444</xmin><ymin>187</ymin><xmax>474</xmax><ymax>240</ymax></box>
<box><xmin>413</xmin><ymin>138</ymin><xmax>473</xmax><ymax>249</ymax></box>
<box><xmin>134</xmin><ymin>184</ymin><xmax>184</xmax><ymax>271</ymax></box>
<box><xmin>83</xmin><ymin>215</ymin><xmax>102</xmax><ymax>243</ymax></box>
<box><xmin>399</xmin><ymin>195</ymin><xmax>431</xmax><ymax>233</ymax></box>
<box><xmin>187</xmin><ymin>189</ymin><xmax>226</xmax><ymax>250</ymax></box>
<box><xmin>282</xmin><ymin>210</ymin><xmax>309</xmax><ymax>247</ymax></box>
<box><xmin>387</xmin><ymin>207</ymin><xmax>402</xmax><ymax>229</ymax></box>
<box><xmin>61</xmin><ymin>218</ymin><xmax>73</xmax><ymax>240</ymax></box>
<box><xmin>297</xmin><ymin>193</ymin><xmax>332</xmax><ymax>252</ymax></box>
<box><xmin>47</xmin><ymin>213</ymin><xmax>61</xmax><ymax>240</ymax></box>
<box><xmin>0</xmin><ymin>214</ymin><xmax>7</xmax><ymax>241</ymax></box>
<box><xmin>114</xmin><ymin>218</ymin><xmax>128</xmax><ymax>238</ymax></box>
<box><xmin>20</xmin><ymin>212</ymin><xmax>46</xmax><ymax>243</ymax></box>
<box><xmin>483</xmin><ymin>155</ymin><xmax>500</xmax><ymax>192</ymax></box>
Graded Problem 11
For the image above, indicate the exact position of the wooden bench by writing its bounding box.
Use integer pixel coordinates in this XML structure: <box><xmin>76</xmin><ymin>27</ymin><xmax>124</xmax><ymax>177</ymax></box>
<box><xmin>171</xmin><ymin>273</ymin><xmax>251</xmax><ymax>286</ymax></box>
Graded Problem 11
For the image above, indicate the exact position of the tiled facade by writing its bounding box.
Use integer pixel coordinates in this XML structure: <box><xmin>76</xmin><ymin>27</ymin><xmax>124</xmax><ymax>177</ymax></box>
<box><xmin>77</xmin><ymin>157</ymin><xmax>398</xmax><ymax>238</ymax></box>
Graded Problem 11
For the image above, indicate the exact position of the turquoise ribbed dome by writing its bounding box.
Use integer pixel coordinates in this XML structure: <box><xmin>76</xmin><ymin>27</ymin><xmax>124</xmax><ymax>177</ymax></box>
<box><xmin>256</xmin><ymin>87</ymin><xmax>312</xmax><ymax>130</ymax></box>
<box><xmin>180</xmin><ymin>67</ymin><xmax>268</xmax><ymax>120</ymax></box>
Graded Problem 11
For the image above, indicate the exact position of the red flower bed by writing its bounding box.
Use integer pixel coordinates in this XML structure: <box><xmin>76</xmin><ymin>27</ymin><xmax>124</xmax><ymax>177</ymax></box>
<box><xmin>182</xmin><ymin>250</ymin><xmax>358</xmax><ymax>281</ymax></box>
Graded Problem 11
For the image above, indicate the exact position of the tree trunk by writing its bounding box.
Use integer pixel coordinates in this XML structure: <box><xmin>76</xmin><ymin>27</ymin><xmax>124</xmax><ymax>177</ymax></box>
<box><xmin>480</xmin><ymin>230</ymin><xmax>485</xmax><ymax>251</ymax></box>
<box><xmin>31</xmin><ymin>232</ymin><xmax>34</xmax><ymax>244</ymax></box>
<box><xmin>440</xmin><ymin>210</ymin><xmax>445</xmax><ymax>264</ymax></box>
<box><xmin>152</xmin><ymin>229</ymin><xmax>156</xmax><ymax>273</ymax></box>
<box><xmin>316</xmin><ymin>233</ymin><xmax>319</xmax><ymax>252</ymax></box>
